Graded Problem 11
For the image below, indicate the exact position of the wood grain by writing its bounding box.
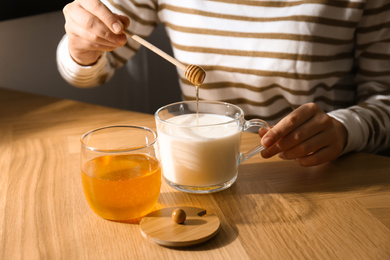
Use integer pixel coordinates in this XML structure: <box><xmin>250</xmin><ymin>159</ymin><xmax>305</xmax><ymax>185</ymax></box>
<box><xmin>1</xmin><ymin>88</ymin><xmax>390</xmax><ymax>259</ymax></box>
<box><xmin>140</xmin><ymin>207</ymin><xmax>220</xmax><ymax>247</ymax></box>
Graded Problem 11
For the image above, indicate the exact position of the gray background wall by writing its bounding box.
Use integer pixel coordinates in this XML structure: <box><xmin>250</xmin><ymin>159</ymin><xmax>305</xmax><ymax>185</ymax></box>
<box><xmin>0</xmin><ymin>11</ymin><xmax>181</xmax><ymax>114</ymax></box>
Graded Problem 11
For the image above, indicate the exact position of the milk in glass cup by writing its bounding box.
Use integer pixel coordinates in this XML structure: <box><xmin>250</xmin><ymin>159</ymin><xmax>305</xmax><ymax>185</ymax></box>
<box><xmin>80</xmin><ymin>125</ymin><xmax>161</xmax><ymax>221</ymax></box>
<box><xmin>155</xmin><ymin>101</ymin><xmax>269</xmax><ymax>194</ymax></box>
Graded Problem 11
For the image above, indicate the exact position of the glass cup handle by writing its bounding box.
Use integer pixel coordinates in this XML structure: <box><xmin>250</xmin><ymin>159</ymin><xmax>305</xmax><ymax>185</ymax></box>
<box><xmin>238</xmin><ymin>119</ymin><xmax>270</xmax><ymax>165</ymax></box>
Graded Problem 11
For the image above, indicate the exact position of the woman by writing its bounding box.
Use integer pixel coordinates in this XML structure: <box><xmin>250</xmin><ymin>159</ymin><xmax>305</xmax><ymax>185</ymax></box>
<box><xmin>57</xmin><ymin>0</ymin><xmax>390</xmax><ymax>166</ymax></box>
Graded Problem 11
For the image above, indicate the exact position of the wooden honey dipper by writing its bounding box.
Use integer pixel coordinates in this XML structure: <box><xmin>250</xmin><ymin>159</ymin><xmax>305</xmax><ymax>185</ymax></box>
<box><xmin>124</xmin><ymin>30</ymin><xmax>206</xmax><ymax>86</ymax></box>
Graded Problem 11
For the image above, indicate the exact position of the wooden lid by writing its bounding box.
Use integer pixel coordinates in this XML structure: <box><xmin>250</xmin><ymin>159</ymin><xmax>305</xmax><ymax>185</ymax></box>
<box><xmin>140</xmin><ymin>207</ymin><xmax>220</xmax><ymax>247</ymax></box>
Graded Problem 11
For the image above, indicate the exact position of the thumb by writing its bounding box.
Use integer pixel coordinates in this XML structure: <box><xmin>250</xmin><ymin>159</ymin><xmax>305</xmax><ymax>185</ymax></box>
<box><xmin>117</xmin><ymin>15</ymin><xmax>130</xmax><ymax>29</ymax></box>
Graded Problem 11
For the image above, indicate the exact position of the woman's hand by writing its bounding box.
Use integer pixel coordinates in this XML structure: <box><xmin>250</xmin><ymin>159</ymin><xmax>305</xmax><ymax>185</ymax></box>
<box><xmin>260</xmin><ymin>103</ymin><xmax>348</xmax><ymax>166</ymax></box>
<box><xmin>63</xmin><ymin>0</ymin><xmax>130</xmax><ymax>65</ymax></box>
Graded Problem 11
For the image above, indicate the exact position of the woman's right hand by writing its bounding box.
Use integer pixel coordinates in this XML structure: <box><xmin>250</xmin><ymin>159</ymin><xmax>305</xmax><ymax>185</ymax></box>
<box><xmin>63</xmin><ymin>0</ymin><xmax>130</xmax><ymax>66</ymax></box>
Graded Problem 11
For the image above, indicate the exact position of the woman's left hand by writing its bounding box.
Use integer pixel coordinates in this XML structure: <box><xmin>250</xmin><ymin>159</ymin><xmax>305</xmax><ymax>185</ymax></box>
<box><xmin>259</xmin><ymin>103</ymin><xmax>348</xmax><ymax>166</ymax></box>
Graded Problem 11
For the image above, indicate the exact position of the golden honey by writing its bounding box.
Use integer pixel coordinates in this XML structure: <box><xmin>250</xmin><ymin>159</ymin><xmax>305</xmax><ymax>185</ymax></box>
<box><xmin>81</xmin><ymin>154</ymin><xmax>161</xmax><ymax>221</ymax></box>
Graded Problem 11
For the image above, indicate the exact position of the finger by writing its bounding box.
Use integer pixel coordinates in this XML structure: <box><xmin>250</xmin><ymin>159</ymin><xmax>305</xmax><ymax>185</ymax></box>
<box><xmin>65</xmin><ymin>4</ymin><xmax>127</xmax><ymax>46</ymax></box>
<box><xmin>258</xmin><ymin>127</ymin><xmax>269</xmax><ymax>138</ymax></box>
<box><xmin>294</xmin><ymin>145</ymin><xmax>340</xmax><ymax>167</ymax></box>
<box><xmin>68</xmin><ymin>33</ymin><xmax>119</xmax><ymax>52</ymax></box>
<box><xmin>261</xmin><ymin>104</ymin><xmax>316</xmax><ymax>148</ymax></box>
<box><xmin>78</xmin><ymin>0</ymin><xmax>124</xmax><ymax>33</ymax></box>
<box><xmin>261</xmin><ymin>142</ymin><xmax>281</xmax><ymax>158</ymax></box>
<box><xmin>276</xmin><ymin>114</ymin><xmax>328</xmax><ymax>151</ymax></box>
<box><xmin>66</xmin><ymin>23</ymin><xmax>121</xmax><ymax>50</ymax></box>
<box><xmin>118</xmin><ymin>15</ymin><xmax>130</xmax><ymax>29</ymax></box>
<box><xmin>67</xmin><ymin>34</ymin><xmax>116</xmax><ymax>65</ymax></box>
<box><xmin>278</xmin><ymin>131</ymin><xmax>328</xmax><ymax>160</ymax></box>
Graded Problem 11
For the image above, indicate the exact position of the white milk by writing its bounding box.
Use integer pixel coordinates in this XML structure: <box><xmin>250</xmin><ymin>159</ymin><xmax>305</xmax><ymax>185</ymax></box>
<box><xmin>157</xmin><ymin>113</ymin><xmax>242</xmax><ymax>186</ymax></box>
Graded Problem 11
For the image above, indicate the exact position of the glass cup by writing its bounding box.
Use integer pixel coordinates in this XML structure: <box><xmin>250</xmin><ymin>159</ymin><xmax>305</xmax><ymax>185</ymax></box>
<box><xmin>155</xmin><ymin>101</ymin><xmax>269</xmax><ymax>194</ymax></box>
<box><xmin>80</xmin><ymin>125</ymin><xmax>161</xmax><ymax>221</ymax></box>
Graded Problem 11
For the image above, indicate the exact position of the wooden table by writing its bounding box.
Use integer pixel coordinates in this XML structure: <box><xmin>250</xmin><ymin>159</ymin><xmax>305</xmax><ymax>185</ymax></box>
<box><xmin>1</xmin><ymin>88</ymin><xmax>390</xmax><ymax>259</ymax></box>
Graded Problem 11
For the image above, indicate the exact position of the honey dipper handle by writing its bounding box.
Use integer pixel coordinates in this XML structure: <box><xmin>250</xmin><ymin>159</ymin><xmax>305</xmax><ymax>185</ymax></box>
<box><xmin>124</xmin><ymin>30</ymin><xmax>187</xmax><ymax>71</ymax></box>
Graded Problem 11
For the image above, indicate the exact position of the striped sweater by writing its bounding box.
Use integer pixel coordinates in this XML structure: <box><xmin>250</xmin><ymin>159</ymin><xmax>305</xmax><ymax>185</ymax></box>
<box><xmin>57</xmin><ymin>0</ymin><xmax>390</xmax><ymax>154</ymax></box>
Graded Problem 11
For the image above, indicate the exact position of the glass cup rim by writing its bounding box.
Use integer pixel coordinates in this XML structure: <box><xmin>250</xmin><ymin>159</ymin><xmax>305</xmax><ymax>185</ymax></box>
<box><xmin>154</xmin><ymin>100</ymin><xmax>244</xmax><ymax>128</ymax></box>
<box><xmin>80</xmin><ymin>125</ymin><xmax>157</xmax><ymax>153</ymax></box>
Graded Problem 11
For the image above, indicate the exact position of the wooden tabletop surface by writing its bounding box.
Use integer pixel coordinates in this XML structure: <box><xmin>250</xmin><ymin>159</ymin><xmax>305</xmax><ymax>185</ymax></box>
<box><xmin>1</xmin><ymin>87</ymin><xmax>390</xmax><ymax>259</ymax></box>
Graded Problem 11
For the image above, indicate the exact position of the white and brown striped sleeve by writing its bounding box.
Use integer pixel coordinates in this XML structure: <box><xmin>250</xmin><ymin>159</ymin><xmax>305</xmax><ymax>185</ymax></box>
<box><xmin>329</xmin><ymin>0</ymin><xmax>390</xmax><ymax>154</ymax></box>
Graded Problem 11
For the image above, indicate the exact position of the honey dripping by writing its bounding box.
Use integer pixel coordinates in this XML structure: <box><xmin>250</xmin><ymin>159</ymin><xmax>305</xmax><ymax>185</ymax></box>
<box><xmin>184</xmin><ymin>65</ymin><xmax>206</xmax><ymax>126</ymax></box>
<box><xmin>195</xmin><ymin>85</ymin><xmax>200</xmax><ymax>125</ymax></box>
